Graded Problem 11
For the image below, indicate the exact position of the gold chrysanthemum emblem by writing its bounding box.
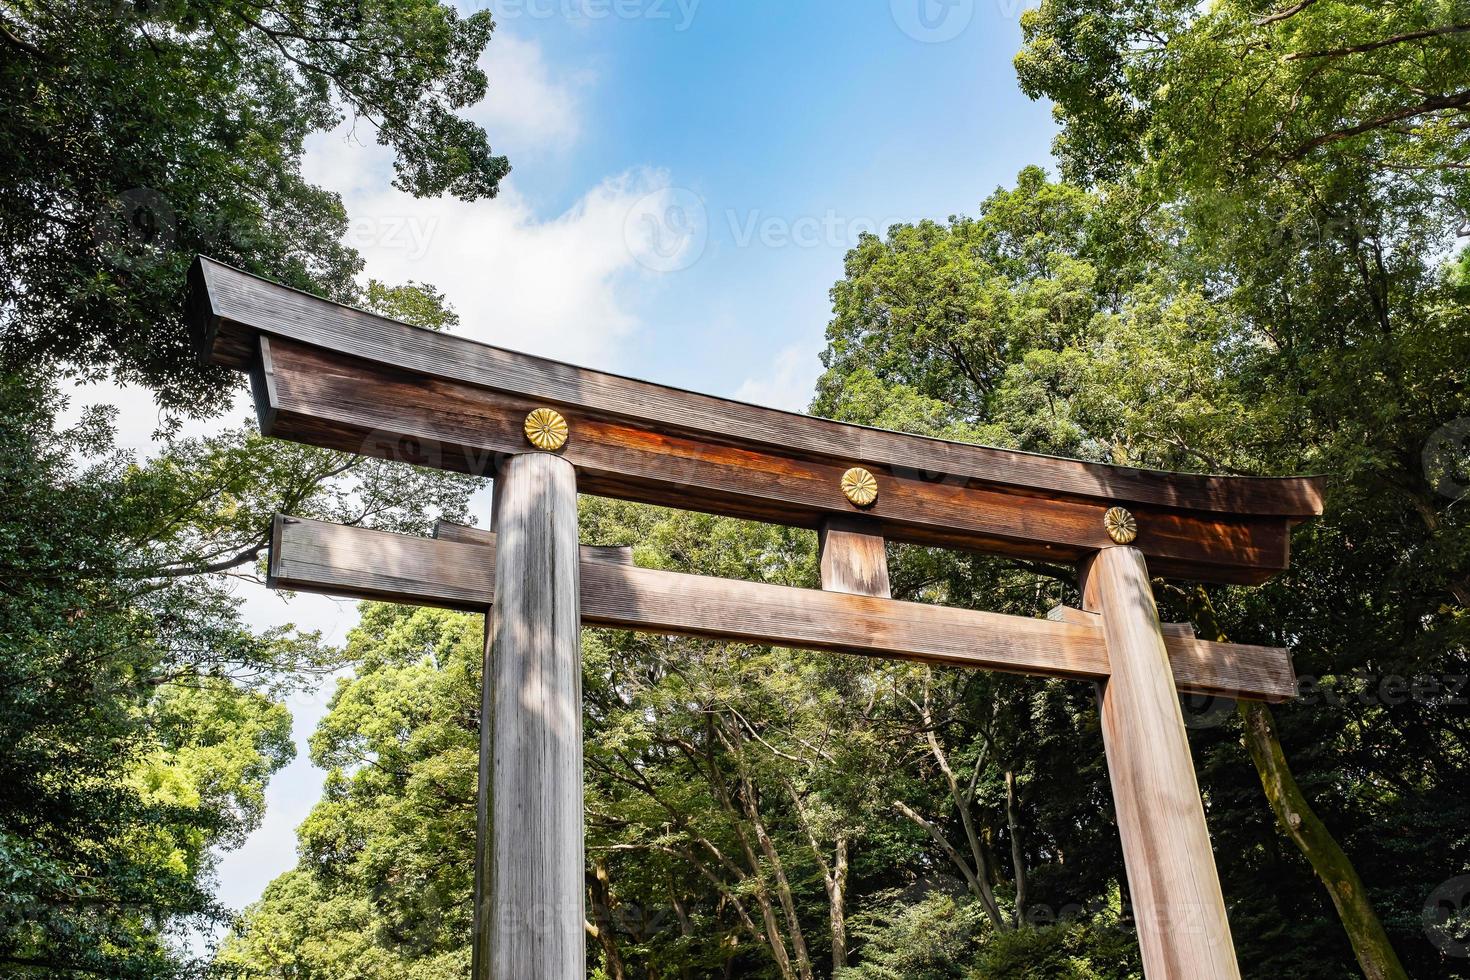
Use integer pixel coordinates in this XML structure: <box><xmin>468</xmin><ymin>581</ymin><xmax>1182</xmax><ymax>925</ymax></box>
<box><xmin>840</xmin><ymin>467</ymin><xmax>879</xmax><ymax>508</ymax></box>
<box><xmin>1103</xmin><ymin>506</ymin><xmax>1138</xmax><ymax>544</ymax></box>
<box><xmin>524</xmin><ymin>408</ymin><xmax>569</xmax><ymax>451</ymax></box>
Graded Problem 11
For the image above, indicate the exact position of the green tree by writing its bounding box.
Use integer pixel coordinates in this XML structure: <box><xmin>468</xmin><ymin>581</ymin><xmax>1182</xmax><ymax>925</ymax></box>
<box><xmin>1</xmin><ymin>2</ymin><xmax>499</xmax><ymax>956</ymax></box>
<box><xmin>1</xmin><ymin>0</ymin><xmax>508</xmax><ymax>410</ymax></box>
<box><xmin>0</xmin><ymin>284</ymin><xmax>479</xmax><ymax>976</ymax></box>
<box><xmin>1015</xmin><ymin>4</ymin><xmax>1470</xmax><ymax>976</ymax></box>
<box><xmin>0</xmin><ymin>377</ymin><xmax>315</xmax><ymax>977</ymax></box>
<box><xmin>1014</xmin><ymin>0</ymin><xmax>1470</xmax><ymax>190</ymax></box>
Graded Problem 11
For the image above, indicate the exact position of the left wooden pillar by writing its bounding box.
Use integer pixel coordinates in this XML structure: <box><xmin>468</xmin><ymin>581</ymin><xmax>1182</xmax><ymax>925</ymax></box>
<box><xmin>473</xmin><ymin>452</ymin><xmax>585</xmax><ymax>980</ymax></box>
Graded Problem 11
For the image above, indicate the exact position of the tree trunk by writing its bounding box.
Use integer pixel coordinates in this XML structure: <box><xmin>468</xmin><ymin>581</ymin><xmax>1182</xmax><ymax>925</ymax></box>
<box><xmin>828</xmin><ymin>837</ymin><xmax>849</xmax><ymax>973</ymax></box>
<box><xmin>906</xmin><ymin>672</ymin><xmax>1010</xmax><ymax>930</ymax></box>
<box><xmin>669</xmin><ymin>876</ymin><xmax>694</xmax><ymax>980</ymax></box>
<box><xmin>785</xmin><ymin>779</ymin><xmax>852</xmax><ymax>974</ymax></box>
<box><xmin>1004</xmin><ymin>770</ymin><xmax>1029</xmax><ymax>927</ymax></box>
<box><xmin>750</xmin><ymin>876</ymin><xmax>798</xmax><ymax>980</ymax></box>
<box><xmin>746</xmin><ymin>798</ymin><xmax>815</xmax><ymax>980</ymax></box>
<box><xmin>1238</xmin><ymin>700</ymin><xmax>1409</xmax><ymax>980</ymax></box>
<box><xmin>894</xmin><ymin>800</ymin><xmax>1006</xmax><ymax>928</ymax></box>
<box><xmin>587</xmin><ymin>860</ymin><xmax>627</xmax><ymax>980</ymax></box>
<box><xmin>702</xmin><ymin>729</ymin><xmax>799</xmax><ymax>980</ymax></box>
<box><xmin>731</xmin><ymin>723</ymin><xmax>815</xmax><ymax>980</ymax></box>
<box><xmin>1189</xmin><ymin>587</ymin><xmax>1409</xmax><ymax>980</ymax></box>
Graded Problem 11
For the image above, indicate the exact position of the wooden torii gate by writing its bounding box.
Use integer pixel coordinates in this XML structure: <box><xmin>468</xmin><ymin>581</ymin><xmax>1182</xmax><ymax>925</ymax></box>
<box><xmin>189</xmin><ymin>256</ymin><xmax>1323</xmax><ymax>980</ymax></box>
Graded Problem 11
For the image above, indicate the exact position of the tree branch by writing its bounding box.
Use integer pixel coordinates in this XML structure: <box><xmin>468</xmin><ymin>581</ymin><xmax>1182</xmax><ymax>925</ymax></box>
<box><xmin>1255</xmin><ymin>0</ymin><xmax>1318</xmax><ymax>27</ymax></box>
<box><xmin>0</xmin><ymin>13</ymin><xmax>44</xmax><ymax>58</ymax></box>
<box><xmin>1286</xmin><ymin>22</ymin><xmax>1470</xmax><ymax>61</ymax></box>
<box><xmin>1290</xmin><ymin>89</ymin><xmax>1470</xmax><ymax>158</ymax></box>
<box><xmin>146</xmin><ymin>534</ymin><xmax>270</xmax><ymax>578</ymax></box>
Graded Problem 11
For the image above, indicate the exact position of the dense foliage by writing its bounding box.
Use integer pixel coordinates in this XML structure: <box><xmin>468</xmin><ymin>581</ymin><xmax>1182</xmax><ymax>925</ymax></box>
<box><xmin>0</xmin><ymin>0</ymin><xmax>500</xmax><ymax>973</ymax></box>
<box><xmin>1</xmin><ymin>0</ymin><xmax>505</xmax><ymax>410</ymax></box>
<box><xmin>0</xmin><ymin>337</ymin><xmax>478</xmax><ymax>976</ymax></box>
<box><xmin>5</xmin><ymin>0</ymin><xmax>1469</xmax><ymax>977</ymax></box>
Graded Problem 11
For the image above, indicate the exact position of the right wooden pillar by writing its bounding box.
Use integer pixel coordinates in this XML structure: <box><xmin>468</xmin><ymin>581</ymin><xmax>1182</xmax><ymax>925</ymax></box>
<box><xmin>1081</xmin><ymin>545</ymin><xmax>1240</xmax><ymax>979</ymax></box>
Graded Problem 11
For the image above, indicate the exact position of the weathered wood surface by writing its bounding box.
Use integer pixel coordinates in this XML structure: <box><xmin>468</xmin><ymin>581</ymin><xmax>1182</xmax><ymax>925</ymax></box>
<box><xmin>269</xmin><ymin>515</ymin><xmax>1298</xmax><ymax>701</ymax></box>
<box><xmin>1082</xmin><ymin>547</ymin><xmax>1241</xmax><ymax>979</ymax></box>
<box><xmin>436</xmin><ymin>520</ymin><xmax>633</xmax><ymax>564</ymax></box>
<box><xmin>819</xmin><ymin>517</ymin><xmax>892</xmax><ymax>598</ymax></box>
<box><xmin>475</xmin><ymin>454</ymin><xmax>585</xmax><ymax>980</ymax></box>
<box><xmin>194</xmin><ymin>258</ymin><xmax>1322</xmax><ymax>584</ymax></box>
<box><xmin>1048</xmin><ymin>604</ymin><xmax>1199</xmax><ymax>639</ymax></box>
<box><xmin>250</xmin><ymin>333</ymin><xmax>1302</xmax><ymax>584</ymax></box>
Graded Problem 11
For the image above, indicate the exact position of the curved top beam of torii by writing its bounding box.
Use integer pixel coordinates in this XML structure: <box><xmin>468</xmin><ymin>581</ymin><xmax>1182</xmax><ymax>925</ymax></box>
<box><xmin>189</xmin><ymin>256</ymin><xmax>1323</xmax><ymax>585</ymax></box>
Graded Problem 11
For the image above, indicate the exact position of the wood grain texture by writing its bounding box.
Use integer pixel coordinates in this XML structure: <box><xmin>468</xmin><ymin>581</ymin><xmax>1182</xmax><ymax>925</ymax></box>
<box><xmin>1047</xmin><ymin>604</ymin><xmax>1198</xmax><ymax>639</ymax></box>
<box><xmin>192</xmin><ymin>257</ymin><xmax>1323</xmax><ymax>527</ymax></box>
<box><xmin>268</xmin><ymin>516</ymin><xmax>1297</xmax><ymax>701</ymax></box>
<box><xmin>251</xmin><ymin>334</ymin><xmax>1299</xmax><ymax>585</ymax></box>
<box><xmin>819</xmin><ymin>517</ymin><xmax>892</xmax><ymax>598</ymax></box>
<box><xmin>1081</xmin><ymin>547</ymin><xmax>1241</xmax><ymax>980</ymax></box>
<box><xmin>477</xmin><ymin>454</ymin><xmax>585</xmax><ymax>980</ymax></box>
<box><xmin>437</xmin><ymin>520</ymin><xmax>632</xmax><ymax>564</ymax></box>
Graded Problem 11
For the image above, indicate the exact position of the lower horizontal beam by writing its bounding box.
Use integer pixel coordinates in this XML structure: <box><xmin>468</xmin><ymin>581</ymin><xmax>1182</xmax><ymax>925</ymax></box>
<box><xmin>268</xmin><ymin>515</ymin><xmax>1297</xmax><ymax>701</ymax></box>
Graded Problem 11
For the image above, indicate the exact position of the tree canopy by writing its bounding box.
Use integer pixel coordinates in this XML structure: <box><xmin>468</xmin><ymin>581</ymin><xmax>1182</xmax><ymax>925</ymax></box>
<box><xmin>5</xmin><ymin>0</ymin><xmax>1469</xmax><ymax>977</ymax></box>
<box><xmin>0</xmin><ymin>0</ymin><xmax>501</xmax><ymax>965</ymax></box>
<box><xmin>1</xmin><ymin>0</ymin><xmax>508</xmax><ymax>409</ymax></box>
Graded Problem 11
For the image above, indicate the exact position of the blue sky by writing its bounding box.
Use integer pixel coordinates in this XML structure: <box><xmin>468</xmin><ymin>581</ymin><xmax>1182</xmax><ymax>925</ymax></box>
<box><xmin>511</xmin><ymin>0</ymin><xmax>1057</xmax><ymax>400</ymax></box>
<box><xmin>184</xmin><ymin>0</ymin><xmax>1060</xmax><ymax>928</ymax></box>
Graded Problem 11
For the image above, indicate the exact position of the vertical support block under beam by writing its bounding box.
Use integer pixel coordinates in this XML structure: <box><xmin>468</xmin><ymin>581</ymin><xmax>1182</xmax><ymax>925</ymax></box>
<box><xmin>1081</xmin><ymin>546</ymin><xmax>1240</xmax><ymax>980</ymax></box>
<box><xmin>818</xmin><ymin>516</ymin><xmax>892</xmax><ymax>598</ymax></box>
<box><xmin>473</xmin><ymin>452</ymin><xmax>584</xmax><ymax>980</ymax></box>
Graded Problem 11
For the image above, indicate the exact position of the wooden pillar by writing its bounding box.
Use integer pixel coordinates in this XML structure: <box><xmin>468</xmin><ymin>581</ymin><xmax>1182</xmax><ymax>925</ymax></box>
<box><xmin>473</xmin><ymin>452</ymin><xmax>584</xmax><ymax>980</ymax></box>
<box><xmin>1081</xmin><ymin>546</ymin><xmax>1240</xmax><ymax>980</ymax></box>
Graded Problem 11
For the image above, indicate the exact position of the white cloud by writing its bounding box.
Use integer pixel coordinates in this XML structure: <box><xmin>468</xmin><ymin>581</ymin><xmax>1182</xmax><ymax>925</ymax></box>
<box><xmin>335</xmin><ymin>168</ymin><xmax>676</xmax><ymax>367</ymax></box>
<box><xmin>733</xmin><ymin>343</ymin><xmax>823</xmax><ymax>413</ymax></box>
<box><xmin>300</xmin><ymin>34</ymin><xmax>681</xmax><ymax>370</ymax></box>
<box><xmin>469</xmin><ymin>33</ymin><xmax>587</xmax><ymax>157</ymax></box>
